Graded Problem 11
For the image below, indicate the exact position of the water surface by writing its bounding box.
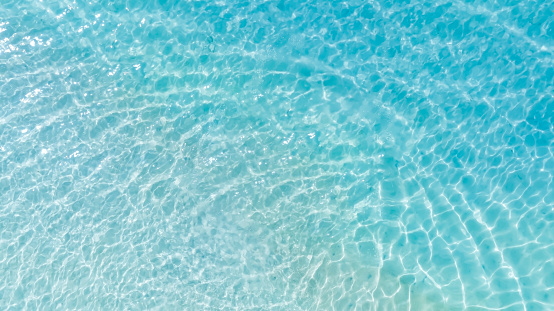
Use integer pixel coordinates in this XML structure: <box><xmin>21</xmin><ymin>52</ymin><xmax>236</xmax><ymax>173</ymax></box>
<box><xmin>1</xmin><ymin>0</ymin><xmax>553</xmax><ymax>310</ymax></box>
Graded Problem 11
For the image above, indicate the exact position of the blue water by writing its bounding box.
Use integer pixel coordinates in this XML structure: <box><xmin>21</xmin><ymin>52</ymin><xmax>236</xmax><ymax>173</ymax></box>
<box><xmin>1</xmin><ymin>0</ymin><xmax>553</xmax><ymax>310</ymax></box>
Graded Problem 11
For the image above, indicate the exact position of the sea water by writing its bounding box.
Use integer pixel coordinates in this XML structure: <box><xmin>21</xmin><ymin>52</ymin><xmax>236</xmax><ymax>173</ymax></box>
<box><xmin>0</xmin><ymin>0</ymin><xmax>553</xmax><ymax>310</ymax></box>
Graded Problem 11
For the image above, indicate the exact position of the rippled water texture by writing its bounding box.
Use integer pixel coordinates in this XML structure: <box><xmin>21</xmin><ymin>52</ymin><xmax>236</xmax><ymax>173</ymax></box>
<box><xmin>1</xmin><ymin>0</ymin><xmax>553</xmax><ymax>310</ymax></box>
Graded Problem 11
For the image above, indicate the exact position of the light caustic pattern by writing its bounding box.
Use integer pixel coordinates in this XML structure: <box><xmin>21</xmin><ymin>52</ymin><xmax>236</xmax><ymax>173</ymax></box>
<box><xmin>0</xmin><ymin>0</ymin><xmax>553</xmax><ymax>310</ymax></box>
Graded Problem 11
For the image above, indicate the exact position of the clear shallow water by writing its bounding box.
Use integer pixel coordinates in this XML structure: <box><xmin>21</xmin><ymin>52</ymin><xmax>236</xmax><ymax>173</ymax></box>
<box><xmin>1</xmin><ymin>0</ymin><xmax>553</xmax><ymax>309</ymax></box>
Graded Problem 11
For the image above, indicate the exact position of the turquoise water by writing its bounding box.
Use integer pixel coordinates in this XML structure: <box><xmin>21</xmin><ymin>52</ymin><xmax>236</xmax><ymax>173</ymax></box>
<box><xmin>1</xmin><ymin>0</ymin><xmax>553</xmax><ymax>310</ymax></box>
